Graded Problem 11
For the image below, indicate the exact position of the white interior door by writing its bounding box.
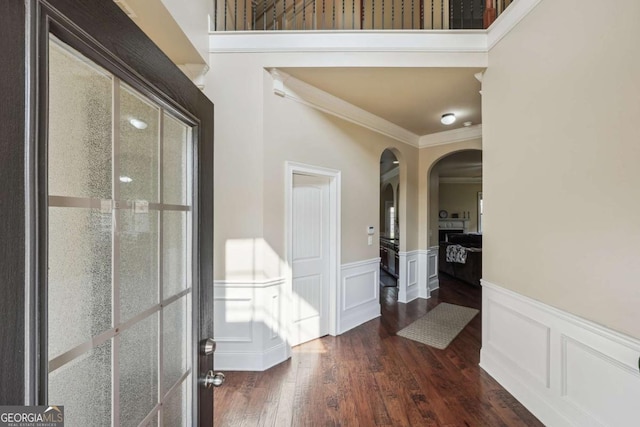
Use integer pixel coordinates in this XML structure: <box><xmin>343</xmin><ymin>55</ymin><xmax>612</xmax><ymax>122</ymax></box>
<box><xmin>46</xmin><ymin>37</ymin><xmax>194</xmax><ymax>426</ymax></box>
<box><xmin>291</xmin><ymin>173</ymin><xmax>330</xmax><ymax>346</ymax></box>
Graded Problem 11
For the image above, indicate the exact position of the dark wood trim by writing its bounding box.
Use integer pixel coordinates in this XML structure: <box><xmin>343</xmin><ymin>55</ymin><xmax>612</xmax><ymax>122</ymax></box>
<box><xmin>1</xmin><ymin>2</ymin><xmax>214</xmax><ymax>424</ymax></box>
<box><xmin>0</xmin><ymin>0</ymin><xmax>28</xmax><ymax>405</ymax></box>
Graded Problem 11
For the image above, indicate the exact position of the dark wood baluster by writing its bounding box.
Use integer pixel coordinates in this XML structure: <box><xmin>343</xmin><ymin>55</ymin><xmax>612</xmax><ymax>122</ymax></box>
<box><xmin>459</xmin><ymin>0</ymin><xmax>463</xmax><ymax>29</ymax></box>
<box><xmin>303</xmin><ymin>0</ymin><xmax>306</xmax><ymax>29</ymax></box>
<box><xmin>263</xmin><ymin>0</ymin><xmax>266</xmax><ymax>29</ymax></box>
<box><xmin>431</xmin><ymin>0</ymin><xmax>434</xmax><ymax>29</ymax></box>
<box><xmin>234</xmin><ymin>0</ymin><xmax>237</xmax><ymax>29</ymax></box>
<box><xmin>420</xmin><ymin>0</ymin><xmax>423</xmax><ymax>29</ymax></box>
<box><xmin>273</xmin><ymin>0</ymin><xmax>276</xmax><ymax>29</ymax></box>
<box><xmin>372</xmin><ymin>0</ymin><xmax>375</xmax><ymax>29</ymax></box>
<box><xmin>251</xmin><ymin>0</ymin><xmax>256</xmax><ymax>30</ymax></box>
<box><xmin>283</xmin><ymin>0</ymin><xmax>287</xmax><ymax>29</ymax></box>
<box><xmin>411</xmin><ymin>0</ymin><xmax>414</xmax><ymax>29</ymax></box>
<box><xmin>382</xmin><ymin>0</ymin><xmax>385</xmax><ymax>29</ymax></box>
<box><xmin>441</xmin><ymin>0</ymin><xmax>444</xmax><ymax>29</ymax></box>
<box><xmin>243</xmin><ymin>0</ymin><xmax>247</xmax><ymax>29</ymax></box>
<box><xmin>401</xmin><ymin>0</ymin><xmax>404</xmax><ymax>29</ymax></box>
<box><xmin>352</xmin><ymin>0</ymin><xmax>355</xmax><ymax>28</ymax></box>
<box><xmin>293</xmin><ymin>0</ymin><xmax>296</xmax><ymax>30</ymax></box>
<box><xmin>342</xmin><ymin>0</ymin><xmax>346</xmax><ymax>29</ymax></box>
<box><xmin>322</xmin><ymin>0</ymin><xmax>326</xmax><ymax>29</ymax></box>
<box><xmin>360</xmin><ymin>0</ymin><xmax>364</xmax><ymax>29</ymax></box>
<box><xmin>392</xmin><ymin>0</ymin><xmax>395</xmax><ymax>28</ymax></box>
<box><xmin>332</xmin><ymin>0</ymin><xmax>336</xmax><ymax>29</ymax></box>
<box><xmin>313</xmin><ymin>0</ymin><xmax>317</xmax><ymax>29</ymax></box>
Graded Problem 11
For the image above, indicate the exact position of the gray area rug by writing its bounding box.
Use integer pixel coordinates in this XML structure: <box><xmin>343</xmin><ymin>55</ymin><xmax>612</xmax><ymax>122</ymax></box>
<box><xmin>396</xmin><ymin>303</ymin><xmax>479</xmax><ymax>349</ymax></box>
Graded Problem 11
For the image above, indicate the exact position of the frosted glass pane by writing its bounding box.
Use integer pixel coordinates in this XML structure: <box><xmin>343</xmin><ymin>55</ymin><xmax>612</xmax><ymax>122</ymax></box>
<box><xmin>120</xmin><ymin>313</ymin><xmax>159</xmax><ymax>427</ymax></box>
<box><xmin>163</xmin><ymin>114</ymin><xmax>190</xmax><ymax>205</ymax></box>
<box><xmin>48</xmin><ymin>38</ymin><xmax>112</xmax><ymax>199</ymax></box>
<box><xmin>119</xmin><ymin>84</ymin><xmax>159</xmax><ymax>202</ymax></box>
<box><xmin>163</xmin><ymin>212</ymin><xmax>188</xmax><ymax>298</ymax></box>
<box><xmin>48</xmin><ymin>208</ymin><xmax>112</xmax><ymax>359</ymax></box>
<box><xmin>119</xmin><ymin>210</ymin><xmax>159</xmax><ymax>322</ymax></box>
<box><xmin>163</xmin><ymin>296</ymin><xmax>189</xmax><ymax>392</ymax></box>
<box><xmin>49</xmin><ymin>340</ymin><xmax>111</xmax><ymax>427</ymax></box>
<box><xmin>140</xmin><ymin>414</ymin><xmax>158</xmax><ymax>427</ymax></box>
<box><xmin>163</xmin><ymin>378</ymin><xmax>189</xmax><ymax>427</ymax></box>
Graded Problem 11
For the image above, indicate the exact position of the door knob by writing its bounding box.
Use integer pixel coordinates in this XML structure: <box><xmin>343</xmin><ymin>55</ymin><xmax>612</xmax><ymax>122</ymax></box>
<box><xmin>202</xmin><ymin>370</ymin><xmax>225</xmax><ymax>388</ymax></box>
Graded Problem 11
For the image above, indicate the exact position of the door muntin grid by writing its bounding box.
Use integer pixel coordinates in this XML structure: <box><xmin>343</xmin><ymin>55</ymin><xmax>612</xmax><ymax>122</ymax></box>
<box><xmin>47</xmin><ymin>36</ymin><xmax>194</xmax><ymax>426</ymax></box>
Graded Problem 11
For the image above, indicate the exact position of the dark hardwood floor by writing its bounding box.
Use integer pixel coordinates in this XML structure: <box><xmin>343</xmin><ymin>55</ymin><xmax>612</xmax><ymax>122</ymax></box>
<box><xmin>213</xmin><ymin>274</ymin><xmax>543</xmax><ymax>426</ymax></box>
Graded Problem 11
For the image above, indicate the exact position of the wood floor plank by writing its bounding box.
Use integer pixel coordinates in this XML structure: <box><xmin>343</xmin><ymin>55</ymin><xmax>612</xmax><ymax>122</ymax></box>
<box><xmin>213</xmin><ymin>274</ymin><xmax>543</xmax><ymax>427</ymax></box>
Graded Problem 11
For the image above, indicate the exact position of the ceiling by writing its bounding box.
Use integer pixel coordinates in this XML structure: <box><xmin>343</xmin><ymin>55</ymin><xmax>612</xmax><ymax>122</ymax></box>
<box><xmin>433</xmin><ymin>150</ymin><xmax>483</xmax><ymax>178</ymax></box>
<box><xmin>281</xmin><ymin>67</ymin><xmax>484</xmax><ymax>136</ymax></box>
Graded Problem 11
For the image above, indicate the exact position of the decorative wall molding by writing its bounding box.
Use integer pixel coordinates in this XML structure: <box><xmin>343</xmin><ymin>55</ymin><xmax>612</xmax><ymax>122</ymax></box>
<box><xmin>398</xmin><ymin>251</ymin><xmax>421</xmax><ymax>303</ymax></box>
<box><xmin>339</xmin><ymin>258</ymin><xmax>381</xmax><ymax>334</ymax></box>
<box><xmin>213</xmin><ymin>277</ymin><xmax>287</xmax><ymax>371</ymax></box>
<box><xmin>427</xmin><ymin>246</ymin><xmax>440</xmax><ymax>292</ymax></box>
<box><xmin>271</xmin><ymin>69</ymin><xmax>420</xmax><ymax>146</ymax></box>
<box><xmin>417</xmin><ymin>249</ymin><xmax>430</xmax><ymax>299</ymax></box>
<box><xmin>487</xmin><ymin>0</ymin><xmax>544</xmax><ymax>50</ymax></box>
<box><xmin>418</xmin><ymin>124</ymin><xmax>483</xmax><ymax>148</ymax></box>
<box><xmin>481</xmin><ymin>280</ymin><xmax>640</xmax><ymax>427</ymax></box>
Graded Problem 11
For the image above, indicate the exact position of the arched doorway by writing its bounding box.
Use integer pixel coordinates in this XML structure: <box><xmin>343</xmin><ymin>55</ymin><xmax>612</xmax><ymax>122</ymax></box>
<box><xmin>428</xmin><ymin>149</ymin><xmax>483</xmax><ymax>287</ymax></box>
<box><xmin>379</xmin><ymin>149</ymin><xmax>400</xmax><ymax>291</ymax></box>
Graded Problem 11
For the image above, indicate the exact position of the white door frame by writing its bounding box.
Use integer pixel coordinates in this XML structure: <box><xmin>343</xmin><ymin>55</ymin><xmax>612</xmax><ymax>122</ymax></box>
<box><xmin>285</xmin><ymin>161</ymin><xmax>341</xmax><ymax>352</ymax></box>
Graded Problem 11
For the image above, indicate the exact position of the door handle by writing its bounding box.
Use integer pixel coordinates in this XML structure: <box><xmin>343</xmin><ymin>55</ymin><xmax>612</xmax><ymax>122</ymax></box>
<box><xmin>202</xmin><ymin>370</ymin><xmax>226</xmax><ymax>388</ymax></box>
<box><xmin>199</xmin><ymin>338</ymin><xmax>225</xmax><ymax>388</ymax></box>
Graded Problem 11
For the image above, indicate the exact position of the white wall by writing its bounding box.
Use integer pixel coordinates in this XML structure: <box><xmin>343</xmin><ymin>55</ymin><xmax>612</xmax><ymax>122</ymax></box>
<box><xmin>483</xmin><ymin>0</ymin><xmax>640</xmax><ymax>339</ymax></box>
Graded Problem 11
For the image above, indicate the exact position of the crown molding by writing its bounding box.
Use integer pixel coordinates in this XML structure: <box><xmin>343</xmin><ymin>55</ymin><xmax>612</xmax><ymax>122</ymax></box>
<box><xmin>487</xmin><ymin>0</ymin><xmax>544</xmax><ymax>50</ymax></box>
<box><xmin>270</xmin><ymin>68</ymin><xmax>420</xmax><ymax>147</ymax></box>
<box><xmin>418</xmin><ymin>124</ymin><xmax>482</xmax><ymax>148</ymax></box>
<box><xmin>439</xmin><ymin>177</ymin><xmax>482</xmax><ymax>184</ymax></box>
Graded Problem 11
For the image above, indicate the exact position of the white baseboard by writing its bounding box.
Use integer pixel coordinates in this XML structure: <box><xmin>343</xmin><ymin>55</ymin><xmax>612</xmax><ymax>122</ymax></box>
<box><xmin>214</xmin><ymin>342</ymin><xmax>289</xmax><ymax>372</ymax></box>
<box><xmin>481</xmin><ymin>280</ymin><xmax>640</xmax><ymax>427</ymax></box>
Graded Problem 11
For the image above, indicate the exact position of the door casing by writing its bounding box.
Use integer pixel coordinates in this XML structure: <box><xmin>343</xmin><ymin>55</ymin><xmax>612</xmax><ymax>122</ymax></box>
<box><xmin>285</xmin><ymin>161</ymin><xmax>341</xmax><ymax>355</ymax></box>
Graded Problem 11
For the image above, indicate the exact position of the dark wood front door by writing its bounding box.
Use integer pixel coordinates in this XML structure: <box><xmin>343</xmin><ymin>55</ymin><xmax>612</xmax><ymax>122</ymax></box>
<box><xmin>0</xmin><ymin>1</ymin><xmax>214</xmax><ymax>425</ymax></box>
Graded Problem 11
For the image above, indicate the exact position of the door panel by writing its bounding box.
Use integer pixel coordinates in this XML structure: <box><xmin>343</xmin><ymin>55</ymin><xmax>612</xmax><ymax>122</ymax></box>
<box><xmin>291</xmin><ymin>174</ymin><xmax>330</xmax><ymax>346</ymax></box>
<box><xmin>47</xmin><ymin>36</ymin><xmax>195</xmax><ymax>426</ymax></box>
<box><xmin>0</xmin><ymin>0</ymin><xmax>214</xmax><ymax>423</ymax></box>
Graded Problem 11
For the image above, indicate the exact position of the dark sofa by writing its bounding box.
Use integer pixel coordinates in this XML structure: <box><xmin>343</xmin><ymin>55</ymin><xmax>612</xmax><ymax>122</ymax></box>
<box><xmin>438</xmin><ymin>233</ymin><xmax>482</xmax><ymax>287</ymax></box>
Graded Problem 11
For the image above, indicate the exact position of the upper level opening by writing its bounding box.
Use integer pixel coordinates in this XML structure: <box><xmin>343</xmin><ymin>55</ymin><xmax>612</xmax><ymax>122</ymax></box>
<box><xmin>212</xmin><ymin>0</ymin><xmax>514</xmax><ymax>31</ymax></box>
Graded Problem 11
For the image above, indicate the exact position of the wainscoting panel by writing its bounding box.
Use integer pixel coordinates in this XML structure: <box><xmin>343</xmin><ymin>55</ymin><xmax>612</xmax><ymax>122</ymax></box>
<box><xmin>427</xmin><ymin>246</ymin><xmax>439</xmax><ymax>292</ymax></box>
<box><xmin>399</xmin><ymin>251</ymin><xmax>421</xmax><ymax>303</ymax></box>
<box><xmin>481</xmin><ymin>281</ymin><xmax>640</xmax><ymax>427</ymax></box>
<box><xmin>213</xmin><ymin>278</ymin><xmax>288</xmax><ymax>371</ymax></box>
<box><xmin>339</xmin><ymin>258</ymin><xmax>380</xmax><ymax>334</ymax></box>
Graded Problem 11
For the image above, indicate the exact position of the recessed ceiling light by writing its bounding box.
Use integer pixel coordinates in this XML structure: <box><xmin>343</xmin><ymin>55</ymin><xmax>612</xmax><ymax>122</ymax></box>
<box><xmin>392</xmin><ymin>160</ymin><xmax>399</xmax><ymax>165</ymax></box>
<box><xmin>464</xmin><ymin>121</ymin><xmax>473</xmax><ymax>127</ymax></box>
<box><xmin>119</xmin><ymin>176</ymin><xmax>133</xmax><ymax>183</ymax></box>
<box><xmin>129</xmin><ymin>118</ymin><xmax>148</xmax><ymax>130</ymax></box>
<box><xmin>441</xmin><ymin>113</ymin><xmax>456</xmax><ymax>125</ymax></box>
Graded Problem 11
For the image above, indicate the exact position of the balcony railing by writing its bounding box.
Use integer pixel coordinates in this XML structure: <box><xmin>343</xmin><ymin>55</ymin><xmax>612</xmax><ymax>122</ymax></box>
<box><xmin>213</xmin><ymin>0</ymin><xmax>513</xmax><ymax>31</ymax></box>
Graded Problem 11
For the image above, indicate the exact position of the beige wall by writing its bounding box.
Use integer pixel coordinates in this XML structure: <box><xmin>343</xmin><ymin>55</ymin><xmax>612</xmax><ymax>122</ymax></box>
<box><xmin>418</xmin><ymin>139</ymin><xmax>482</xmax><ymax>248</ymax></box>
<box><xmin>439</xmin><ymin>183</ymin><xmax>482</xmax><ymax>232</ymax></box>
<box><xmin>207</xmin><ymin>57</ymin><xmax>420</xmax><ymax>280</ymax></box>
<box><xmin>263</xmin><ymin>70</ymin><xmax>420</xmax><ymax>267</ymax></box>
<box><xmin>483</xmin><ymin>0</ymin><xmax>640</xmax><ymax>338</ymax></box>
